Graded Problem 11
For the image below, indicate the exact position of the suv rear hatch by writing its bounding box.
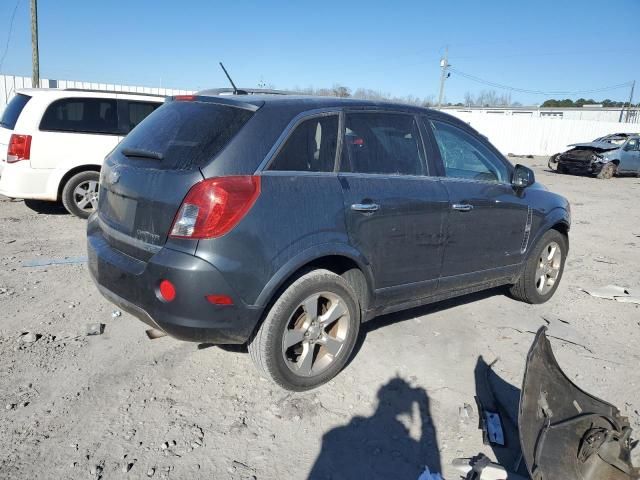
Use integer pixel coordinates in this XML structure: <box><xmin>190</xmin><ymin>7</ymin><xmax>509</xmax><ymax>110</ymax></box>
<box><xmin>97</xmin><ymin>97</ymin><xmax>256</xmax><ymax>260</ymax></box>
<box><xmin>0</xmin><ymin>93</ymin><xmax>32</xmax><ymax>166</ymax></box>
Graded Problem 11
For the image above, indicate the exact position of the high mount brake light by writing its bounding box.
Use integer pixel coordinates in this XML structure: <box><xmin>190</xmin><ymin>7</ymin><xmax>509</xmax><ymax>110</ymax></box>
<box><xmin>7</xmin><ymin>134</ymin><xmax>32</xmax><ymax>163</ymax></box>
<box><xmin>169</xmin><ymin>176</ymin><xmax>261</xmax><ymax>239</ymax></box>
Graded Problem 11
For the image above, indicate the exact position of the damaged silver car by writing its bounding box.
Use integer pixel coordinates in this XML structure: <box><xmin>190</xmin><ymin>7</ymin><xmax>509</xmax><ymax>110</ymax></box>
<box><xmin>548</xmin><ymin>133</ymin><xmax>640</xmax><ymax>179</ymax></box>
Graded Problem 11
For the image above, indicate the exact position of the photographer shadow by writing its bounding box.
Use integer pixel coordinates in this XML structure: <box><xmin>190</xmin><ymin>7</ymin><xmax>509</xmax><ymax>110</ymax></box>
<box><xmin>308</xmin><ymin>377</ymin><xmax>441</xmax><ymax>480</ymax></box>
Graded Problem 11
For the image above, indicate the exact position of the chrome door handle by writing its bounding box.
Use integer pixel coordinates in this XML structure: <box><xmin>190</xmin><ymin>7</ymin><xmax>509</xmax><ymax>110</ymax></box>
<box><xmin>351</xmin><ymin>203</ymin><xmax>380</xmax><ymax>213</ymax></box>
<box><xmin>452</xmin><ymin>203</ymin><xmax>473</xmax><ymax>212</ymax></box>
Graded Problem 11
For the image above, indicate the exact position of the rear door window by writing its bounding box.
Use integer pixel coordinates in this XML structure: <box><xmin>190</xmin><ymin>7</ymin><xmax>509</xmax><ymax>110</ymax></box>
<box><xmin>116</xmin><ymin>100</ymin><xmax>254</xmax><ymax>170</ymax></box>
<box><xmin>40</xmin><ymin>98</ymin><xmax>119</xmax><ymax>134</ymax></box>
<box><xmin>124</xmin><ymin>101</ymin><xmax>161</xmax><ymax>133</ymax></box>
<box><xmin>340</xmin><ymin>112</ymin><xmax>426</xmax><ymax>176</ymax></box>
<box><xmin>269</xmin><ymin>115</ymin><xmax>339</xmax><ymax>172</ymax></box>
<box><xmin>0</xmin><ymin>94</ymin><xmax>31</xmax><ymax>130</ymax></box>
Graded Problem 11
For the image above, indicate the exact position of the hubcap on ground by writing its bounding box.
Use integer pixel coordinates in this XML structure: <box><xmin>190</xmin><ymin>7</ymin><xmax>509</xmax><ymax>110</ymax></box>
<box><xmin>535</xmin><ymin>241</ymin><xmax>562</xmax><ymax>295</ymax></box>
<box><xmin>281</xmin><ymin>291</ymin><xmax>350</xmax><ymax>377</ymax></box>
<box><xmin>73</xmin><ymin>180</ymin><xmax>99</xmax><ymax>212</ymax></box>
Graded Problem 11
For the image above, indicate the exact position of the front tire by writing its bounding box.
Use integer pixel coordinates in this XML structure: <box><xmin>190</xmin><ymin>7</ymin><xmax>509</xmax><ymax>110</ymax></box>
<box><xmin>248</xmin><ymin>269</ymin><xmax>361</xmax><ymax>391</ymax></box>
<box><xmin>596</xmin><ymin>162</ymin><xmax>616</xmax><ymax>180</ymax></box>
<box><xmin>510</xmin><ymin>229</ymin><xmax>567</xmax><ymax>304</ymax></box>
<box><xmin>61</xmin><ymin>171</ymin><xmax>100</xmax><ymax>219</ymax></box>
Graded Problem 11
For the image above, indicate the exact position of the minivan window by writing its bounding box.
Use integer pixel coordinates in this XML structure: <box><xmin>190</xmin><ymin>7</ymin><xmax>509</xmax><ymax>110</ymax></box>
<box><xmin>269</xmin><ymin>115</ymin><xmax>338</xmax><ymax>172</ymax></box>
<box><xmin>116</xmin><ymin>101</ymin><xmax>254</xmax><ymax>170</ymax></box>
<box><xmin>430</xmin><ymin>120</ymin><xmax>509</xmax><ymax>183</ymax></box>
<box><xmin>0</xmin><ymin>94</ymin><xmax>31</xmax><ymax>130</ymax></box>
<box><xmin>126</xmin><ymin>101</ymin><xmax>161</xmax><ymax>133</ymax></box>
<box><xmin>40</xmin><ymin>98</ymin><xmax>119</xmax><ymax>135</ymax></box>
<box><xmin>340</xmin><ymin>113</ymin><xmax>425</xmax><ymax>176</ymax></box>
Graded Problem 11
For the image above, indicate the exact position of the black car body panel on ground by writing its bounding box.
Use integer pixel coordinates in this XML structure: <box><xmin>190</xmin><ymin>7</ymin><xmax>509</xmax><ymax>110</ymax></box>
<box><xmin>519</xmin><ymin>328</ymin><xmax>639</xmax><ymax>479</ymax></box>
<box><xmin>88</xmin><ymin>93</ymin><xmax>571</xmax><ymax>389</ymax></box>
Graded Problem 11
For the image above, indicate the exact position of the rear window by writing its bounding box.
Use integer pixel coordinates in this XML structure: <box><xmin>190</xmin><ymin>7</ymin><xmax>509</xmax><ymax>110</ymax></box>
<box><xmin>117</xmin><ymin>101</ymin><xmax>254</xmax><ymax>170</ymax></box>
<box><xmin>40</xmin><ymin>98</ymin><xmax>119</xmax><ymax>134</ymax></box>
<box><xmin>0</xmin><ymin>94</ymin><xmax>31</xmax><ymax>130</ymax></box>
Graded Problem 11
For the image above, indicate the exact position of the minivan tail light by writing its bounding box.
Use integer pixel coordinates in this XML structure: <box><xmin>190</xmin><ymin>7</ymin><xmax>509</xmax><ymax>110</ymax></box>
<box><xmin>7</xmin><ymin>134</ymin><xmax>32</xmax><ymax>163</ymax></box>
<box><xmin>169</xmin><ymin>176</ymin><xmax>261</xmax><ymax>239</ymax></box>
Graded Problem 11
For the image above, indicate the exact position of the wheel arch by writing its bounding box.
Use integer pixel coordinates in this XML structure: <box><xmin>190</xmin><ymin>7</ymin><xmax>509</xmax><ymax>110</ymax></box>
<box><xmin>57</xmin><ymin>164</ymin><xmax>101</xmax><ymax>200</ymax></box>
<box><xmin>254</xmin><ymin>246</ymin><xmax>375</xmax><ymax>323</ymax></box>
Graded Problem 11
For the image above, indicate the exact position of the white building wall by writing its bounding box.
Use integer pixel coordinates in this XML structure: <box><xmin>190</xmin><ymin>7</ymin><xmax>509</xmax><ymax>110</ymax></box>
<box><xmin>446</xmin><ymin>111</ymin><xmax>640</xmax><ymax>156</ymax></box>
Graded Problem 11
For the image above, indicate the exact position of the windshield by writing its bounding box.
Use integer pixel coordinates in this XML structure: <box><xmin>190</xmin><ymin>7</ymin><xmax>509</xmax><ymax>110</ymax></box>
<box><xmin>0</xmin><ymin>94</ymin><xmax>31</xmax><ymax>130</ymax></box>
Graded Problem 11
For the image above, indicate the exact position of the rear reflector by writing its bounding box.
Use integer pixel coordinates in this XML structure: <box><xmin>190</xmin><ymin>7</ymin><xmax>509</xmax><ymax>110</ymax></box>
<box><xmin>169</xmin><ymin>176</ymin><xmax>261</xmax><ymax>239</ymax></box>
<box><xmin>158</xmin><ymin>280</ymin><xmax>176</xmax><ymax>302</ymax></box>
<box><xmin>7</xmin><ymin>134</ymin><xmax>32</xmax><ymax>163</ymax></box>
<box><xmin>206</xmin><ymin>294</ymin><xmax>233</xmax><ymax>305</ymax></box>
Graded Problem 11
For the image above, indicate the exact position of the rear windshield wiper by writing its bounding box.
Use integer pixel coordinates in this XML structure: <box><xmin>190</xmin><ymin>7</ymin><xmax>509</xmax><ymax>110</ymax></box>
<box><xmin>121</xmin><ymin>148</ymin><xmax>164</xmax><ymax>161</ymax></box>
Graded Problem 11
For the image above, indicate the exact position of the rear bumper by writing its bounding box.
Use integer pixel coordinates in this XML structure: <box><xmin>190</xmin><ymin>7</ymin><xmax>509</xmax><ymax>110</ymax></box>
<box><xmin>87</xmin><ymin>216</ymin><xmax>263</xmax><ymax>344</ymax></box>
<box><xmin>0</xmin><ymin>161</ymin><xmax>58</xmax><ymax>200</ymax></box>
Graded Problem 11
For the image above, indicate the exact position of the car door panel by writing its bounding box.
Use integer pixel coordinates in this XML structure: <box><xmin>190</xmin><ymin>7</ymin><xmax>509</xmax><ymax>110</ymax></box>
<box><xmin>340</xmin><ymin>174</ymin><xmax>449</xmax><ymax>303</ymax></box>
<box><xmin>425</xmin><ymin>116</ymin><xmax>529</xmax><ymax>291</ymax></box>
<box><xmin>338</xmin><ymin>111</ymin><xmax>449</xmax><ymax>305</ymax></box>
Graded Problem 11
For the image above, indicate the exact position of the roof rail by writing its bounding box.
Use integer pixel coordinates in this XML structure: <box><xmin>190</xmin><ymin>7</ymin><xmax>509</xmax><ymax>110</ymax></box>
<box><xmin>196</xmin><ymin>87</ymin><xmax>301</xmax><ymax>96</ymax></box>
<box><xmin>64</xmin><ymin>88</ymin><xmax>167</xmax><ymax>98</ymax></box>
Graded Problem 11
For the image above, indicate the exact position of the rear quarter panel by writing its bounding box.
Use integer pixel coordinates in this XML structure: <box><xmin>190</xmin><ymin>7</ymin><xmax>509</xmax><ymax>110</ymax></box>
<box><xmin>194</xmin><ymin>172</ymin><xmax>351</xmax><ymax>307</ymax></box>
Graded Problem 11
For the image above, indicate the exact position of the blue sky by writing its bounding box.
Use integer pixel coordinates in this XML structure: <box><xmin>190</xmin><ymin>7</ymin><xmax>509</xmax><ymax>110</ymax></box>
<box><xmin>0</xmin><ymin>0</ymin><xmax>638</xmax><ymax>105</ymax></box>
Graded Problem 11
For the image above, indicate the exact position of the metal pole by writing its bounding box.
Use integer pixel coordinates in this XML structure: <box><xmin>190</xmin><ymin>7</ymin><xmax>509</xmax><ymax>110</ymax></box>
<box><xmin>30</xmin><ymin>0</ymin><xmax>40</xmax><ymax>88</ymax></box>
<box><xmin>437</xmin><ymin>47</ymin><xmax>449</xmax><ymax>108</ymax></box>
<box><xmin>624</xmin><ymin>80</ymin><xmax>635</xmax><ymax>123</ymax></box>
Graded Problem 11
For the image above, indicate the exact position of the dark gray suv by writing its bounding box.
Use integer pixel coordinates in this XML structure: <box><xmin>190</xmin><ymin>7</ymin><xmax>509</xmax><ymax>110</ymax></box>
<box><xmin>87</xmin><ymin>93</ymin><xmax>570</xmax><ymax>390</ymax></box>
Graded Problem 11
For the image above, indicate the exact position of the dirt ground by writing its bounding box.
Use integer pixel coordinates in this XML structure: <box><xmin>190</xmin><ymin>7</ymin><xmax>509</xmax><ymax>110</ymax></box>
<box><xmin>1</xmin><ymin>158</ymin><xmax>639</xmax><ymax>480</ymax></box>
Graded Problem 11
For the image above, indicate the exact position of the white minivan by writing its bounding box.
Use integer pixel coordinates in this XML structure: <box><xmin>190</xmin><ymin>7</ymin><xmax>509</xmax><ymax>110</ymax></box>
<box><xmin>0</xmin><ymin>89</ymin><xmax>163</xmax><ymax>217</ymax></box>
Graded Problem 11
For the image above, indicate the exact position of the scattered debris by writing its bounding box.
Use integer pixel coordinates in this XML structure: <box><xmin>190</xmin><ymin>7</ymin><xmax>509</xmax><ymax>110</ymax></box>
<box><xmin>593</xmin><ymin>258</ymin><xmax>618</xmax><ymax>265</ymax></box>
<box><xmin>459</xmin><ymin>403</ymin><xmax>474</xmax><ymax>423</ymax></box>
<box><xmin>5</xmin><ymin>404</ymin><xmax>14</xmax><ymax>410</ymax></box>
<box><xmin>146</xmin><ymin>467</ymin><xmax>155</xmax><ymax>477</ymax></box>
<box><xmin>582</xmin><ymin>285</ymin><xmax>640</xmax><ymax>304</ymax></box>
<box><xmin>121</xmin><ymin>462</ymin><xmax>134</xmax><ymax>473</ymax></box>
<box><xmin>111</xmin><ymin>310</ymin><xmax>122</xmax><ymax>319</ymax></box>
<box><xmin>21</xmin><ymin>332</ymin><xmax>40</xmax><ymax>343</ymax></box>
<box><xmin>5</xmin><ymin>239</ymin><xmax>16</xmax><ymax>244</ymax></box>
<box><xmin>85</xmin><ymin>323</ymin><xmax>105</xmax><ymax>336</ymax></box>
<box><xmin>145</xmin><ymin>329</ymin><xmax>167</xmax><ymax>340</ymax></box>
<box><xmin>22</xmin><ymin>256</ymin><xmax>88</xmax><ymax>268</ymax></box>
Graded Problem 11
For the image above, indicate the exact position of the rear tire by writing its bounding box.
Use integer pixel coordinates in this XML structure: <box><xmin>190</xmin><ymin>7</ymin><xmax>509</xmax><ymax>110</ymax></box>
<box><xmin>510</xmin><ymin>229</ymin><xmax>567</xmax><ymax>304</ymax></box>
<box><xmin>596</xmin><ymin>162</ymin><xmax>616</xmax><ymax>180</ymax></box>
<box><xmin>61</xmin><ymin>171</ymin><xmax>100</xmax><ymax>219</ymax></box>
<box><xmin>248</xmin><ymin>269</ymin><xmax>360</xmax><ymax>391</ymax></box>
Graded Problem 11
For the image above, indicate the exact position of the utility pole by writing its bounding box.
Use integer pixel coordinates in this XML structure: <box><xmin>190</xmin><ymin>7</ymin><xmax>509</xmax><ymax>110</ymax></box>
<box><xmin>30</xmin><ymin>0</ymin><xmax>40</xmax><ymax>88</ymax></box>
<box><xmin>624</xmin><ymin>80</ymin><xmax>635</xmax><ymax>123</ymax></box>
<box><xmin>437</xmin><ymin>47</ymin><xmax>450</xmax><ymax>108</ymax></box>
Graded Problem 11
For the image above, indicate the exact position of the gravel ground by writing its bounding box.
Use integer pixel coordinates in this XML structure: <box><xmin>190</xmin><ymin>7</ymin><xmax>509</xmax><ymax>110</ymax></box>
<box><xmin>0</xmin><ymin>158</ymin><xmax>639</xmax><ymax>479</ymax></box>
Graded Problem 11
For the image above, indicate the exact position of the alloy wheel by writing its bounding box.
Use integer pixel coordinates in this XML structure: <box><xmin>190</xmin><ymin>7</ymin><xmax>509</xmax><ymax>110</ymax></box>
<box><xmin>281</xmin><ymin>291</ymin><xmax>350</xmax><ymax>377</ymax></box>
<box><xmin>535</xmin><ymin>241</ymin><xmax>562</xmax><ymax>295</ymax></box>
<box><xmin>73</xmin><ymin>180</ymin><xmax>99</xmax><ymax>213</ymax></box>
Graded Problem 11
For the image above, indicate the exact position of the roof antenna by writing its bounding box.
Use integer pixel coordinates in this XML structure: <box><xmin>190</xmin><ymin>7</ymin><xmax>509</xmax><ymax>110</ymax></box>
<box><xmin>219</xmin><ymin>62</ymin><xmax>238</xmax><ymax>94</ymax></box>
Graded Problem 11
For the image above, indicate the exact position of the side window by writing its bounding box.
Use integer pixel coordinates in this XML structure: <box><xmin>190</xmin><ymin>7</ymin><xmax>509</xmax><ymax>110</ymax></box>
<box><xmin>40</xmin><ymin>98</ymin><xmax>119</xmax><ymax>134</ymax></box>
<box><xmin>430</xmin><ymin>120</ymin><xmax>509</xmax><ymax>183</ymax></box>
<box><xmin>340</xmin><ymin>113</ymin><xmax>425</xmax><ymax>176</ymax></box>
<box><xmin>269</xmin><ymin>115</ymin><xmax>338</xmax><ymax>172</ymax></box>
<box><xmin>626</xmin><ymin>138</ymin><xmax>639</xmax><ymax>151</ymax></box>
<box><xmin>127</xmin><ymin>101</ymin><xmax>161</xmax><ymax>132</ymax></box>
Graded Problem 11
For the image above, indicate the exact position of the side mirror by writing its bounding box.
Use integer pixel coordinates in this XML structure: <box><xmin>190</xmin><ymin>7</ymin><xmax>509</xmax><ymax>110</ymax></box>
<box><xmin>512</xmin><ymin>164</ymin><xmax>535</xmax><ymax>188</ymax></box>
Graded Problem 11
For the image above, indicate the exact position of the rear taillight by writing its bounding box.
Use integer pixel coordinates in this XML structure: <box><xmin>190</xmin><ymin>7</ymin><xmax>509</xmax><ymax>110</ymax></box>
<box><xmin>7</xmin><ymin>134</ymin><xmax>32</xmax><ymax>163</ymax></box>
<box><xmin>169</xmin><ymin>176</ymin><xmax>261</xmax><ymax>239</ymax></box>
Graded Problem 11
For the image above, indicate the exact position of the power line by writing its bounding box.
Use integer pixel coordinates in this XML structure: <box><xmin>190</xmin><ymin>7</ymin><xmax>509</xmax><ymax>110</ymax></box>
<box><xmin>0</xmin><ymin>0</ymin><xmax>22</xmax><ymax>73</ymax></box>
<box><xmin>449</xmin><ymin>67</ymin><xmax>633</xmax><ymax>96</ymax></box>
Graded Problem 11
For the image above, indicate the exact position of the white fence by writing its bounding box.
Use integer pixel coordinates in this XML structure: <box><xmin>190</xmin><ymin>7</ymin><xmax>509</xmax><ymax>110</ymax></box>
<box><xmin>446</xmin><ymin>112</ymin><xmax>640</xmax><ymax>156</ymax></box>
<box><xmin>0</xmin><ymin>74</ymin><xmax>193</xmax><ymax>113</ymax></box>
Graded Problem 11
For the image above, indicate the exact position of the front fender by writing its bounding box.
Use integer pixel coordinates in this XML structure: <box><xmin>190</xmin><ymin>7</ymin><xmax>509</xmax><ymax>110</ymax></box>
<box><xmin>528</xmin><ymin>206</ymin><xmax>570</xmax><ymax>255</ymax></box>
<box><xmin>254</xmin><ymin>242</ymin><xmax>374</xmax><ymax>309</ymax></box>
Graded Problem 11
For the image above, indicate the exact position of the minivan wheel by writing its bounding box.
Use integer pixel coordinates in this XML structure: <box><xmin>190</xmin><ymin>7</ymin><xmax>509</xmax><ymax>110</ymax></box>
<box><xmin>61</xmin><ymin>171</ymin><xmax>100</xmax><ymax>219</ymax></box>
<box><xmin>248</xmin><ymin>269</ymin><xmax>360</xmax><ymax>391</ymax></box>
<box><xmin>509</xmin><ymin>229</ymin><xmax>567</xmax><ymax>304</ymax></box>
